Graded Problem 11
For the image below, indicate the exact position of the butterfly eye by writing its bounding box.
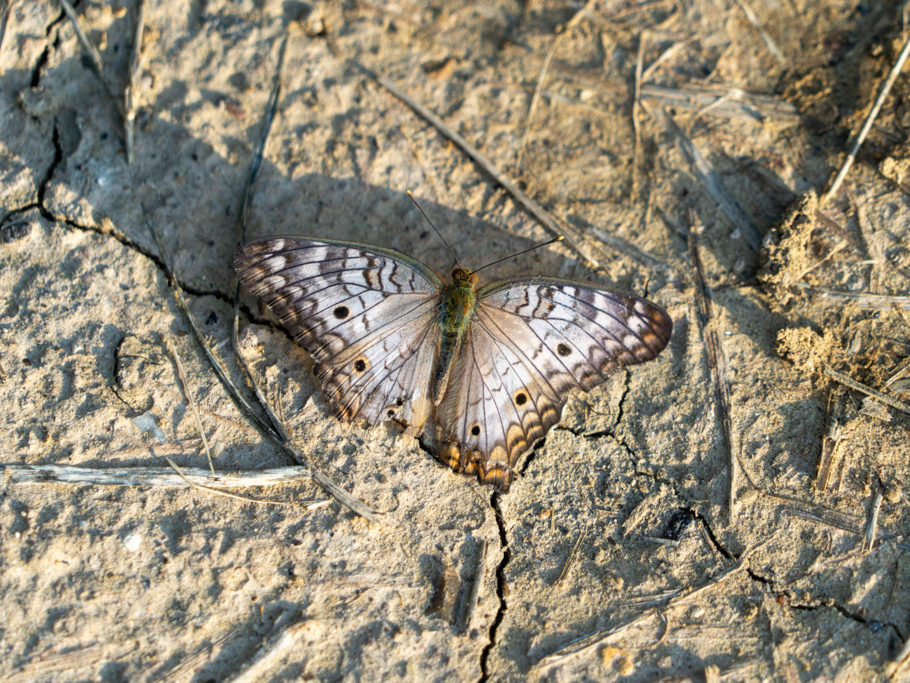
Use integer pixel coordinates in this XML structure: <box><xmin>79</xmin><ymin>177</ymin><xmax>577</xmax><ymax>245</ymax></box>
<box><xmin>333</xmin><ymin>305</ymin><xmax>350</xmax><ymax>319</ymax></box>
<box><xmin>556</xmin><ymin>342</ymin><xmax>571</xmax><ymax>357</ymax></box>
<box><xmin>514</xmin><ymin>391</ymin><xmax>528</xmax><ymax>406</ymax></box>
<box><xmin>470</xmin><ymin>423</ymin><xmax>481</xmax><ymax>437</ymax></box>
<box><xmin>353</xmin><ymin>357</ymin><xmax>369</xmax><ymax>373</ymax></box>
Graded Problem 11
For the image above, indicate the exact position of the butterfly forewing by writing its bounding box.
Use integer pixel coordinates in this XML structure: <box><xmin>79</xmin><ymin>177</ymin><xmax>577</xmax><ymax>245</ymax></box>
<box><xmin>434</xmin><ymin>279</ymin><xmax>672</xmax><ymax>490</ymax></box>
<box><xmin>234</xmin><ymin>238</ymin><xmax>443</xmax><ymax>429</ymax></box>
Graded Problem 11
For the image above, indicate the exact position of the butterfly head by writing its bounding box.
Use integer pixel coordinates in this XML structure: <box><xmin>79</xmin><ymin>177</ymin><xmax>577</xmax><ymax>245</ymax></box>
<box><xmin>451</xmin><ymin>268</ymin><xmax>479</xmax><ymax>287</ymax></box>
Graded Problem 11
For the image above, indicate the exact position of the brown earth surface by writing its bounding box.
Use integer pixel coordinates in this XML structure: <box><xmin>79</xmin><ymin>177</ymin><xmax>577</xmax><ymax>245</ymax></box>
<box><xmin>2</xmin><ymin>0</ymin><xmax>910</xmax><ymax>680</ymax></box>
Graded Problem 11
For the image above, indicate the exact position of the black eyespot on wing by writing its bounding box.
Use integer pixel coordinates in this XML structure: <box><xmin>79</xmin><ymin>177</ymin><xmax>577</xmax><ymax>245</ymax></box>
<box><xmin>333</xmin><ymin>305</ymin><xmax>350</xmax><ymax>319</ymax></box>
<box><xmin>515</xmin><ymin>391</ymin><xmax>528</xmax><ymax>406</ymax></box>
<box><xmin>353</xmin><ymin>357</ymin><xmax>368</xmax><ymax>373</ymax></box>
<box><xmin>556</xmin><ymin>342</ymin><xmax>571</xmax><ymax>357</ymax></box>
<box><xmin>386</xmin><ymin>408</ymin><xmax>396</xmax><ymax>418</ymax></box>
<box><xmin>470</xmin><ymin>423</ymin><xmax>481</xmax><ymax>436</ymax></box>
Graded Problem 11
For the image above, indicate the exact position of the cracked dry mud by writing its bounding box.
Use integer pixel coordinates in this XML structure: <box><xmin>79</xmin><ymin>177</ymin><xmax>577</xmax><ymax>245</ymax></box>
<box><xmin>3</xmin><ymin>1</ymin><xmax>910</xmax><ymax>681</ymax></box>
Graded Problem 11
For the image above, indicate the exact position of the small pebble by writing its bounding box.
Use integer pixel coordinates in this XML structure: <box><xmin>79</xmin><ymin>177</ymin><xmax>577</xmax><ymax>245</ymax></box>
<box><xmin>123</xmin><ymin>532</ymin><xmax>142</xmax><ymax>552</ymax></box>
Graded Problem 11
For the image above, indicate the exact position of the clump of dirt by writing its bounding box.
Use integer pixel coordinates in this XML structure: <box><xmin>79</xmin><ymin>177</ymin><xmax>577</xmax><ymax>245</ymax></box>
<box><xmin>775</xmin><ymin>326</ymin><xmax>840</xmax><ymax>380</ymax></box>
<box><xmin>759</xmin><ymin>191</ymin><xmax>821</xmax><ymax>308</ymax></box>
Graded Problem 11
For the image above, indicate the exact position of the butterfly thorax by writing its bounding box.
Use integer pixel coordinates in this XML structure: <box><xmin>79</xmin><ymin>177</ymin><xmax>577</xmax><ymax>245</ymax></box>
<box><xmin>432</xmin><ymin>268</ymin><xmax>479</xmax><ymax>404</ymax></box>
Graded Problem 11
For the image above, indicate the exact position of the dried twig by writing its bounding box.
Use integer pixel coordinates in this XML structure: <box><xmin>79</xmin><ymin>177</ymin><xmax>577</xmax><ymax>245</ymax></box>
<box><xmin>651</xmin><ymin>107</ymin><xmax>762</xmax><ymax>251</ymax></box>
<box><xmin>823</xmin><ymin>29</ymin><xmax>910</xmax><ymax>204</ymax></box>
<box><xmin>823</xmin><ymin>365</ymin><xmax>910</xmax><ymax>415</ymax></box>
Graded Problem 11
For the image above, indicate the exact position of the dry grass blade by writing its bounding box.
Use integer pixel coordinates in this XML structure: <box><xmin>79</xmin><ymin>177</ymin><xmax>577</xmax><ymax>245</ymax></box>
<box><xmin>651</xmin><ymin>107</ymin><xmax>762</xmax><ymax>250</ymax></box>
<box><xmin>219</xmin><ymin>35</ymin><xmax>380</xmax><ymax>523</ymax></box>
<box><xmin>354</xmin><ymin>61</ymin><xmax>677</xmax><ymax>281</ymax></box>
<box><xmin>57</xmin><ymin>0</ymin><xmax>121</xmax><ymax>109</ymax></box>
<box><xmin>686</xmin><ymin>213</ymin><xmax>739</xmax><ymax>524</ymax></box>
<box><xmin>4</xmin><ymin>463</ymin><xmax>315</xmax><ymax>488</ymax></box>
<box><xmin>161</xmin><ymin>455</ymin><xmax>324</xmax><ymax>509</ymax></box>
<box><xmin>823</xmin><ymin>28</ymin><xmax>910</xmax><ymax>204</ymax></box>
<box><xmin>226</xmin><ymin>617</ymin><xmax>309</xmax><ymax>683</ymax></box>
<box><xmin>782</xmin><ymin>504</ymin><xmax>864</xmax><ymax>536</ymax></box>
<box><xmin>794</xmin><ymin>282</ymin><xmax>910</xmax><ymax>310</ymax></box>
<box><xmin>555</xmin><ymin>527</ymin><xmax>586</xmax><ymax>587</ymax></box>
<box><xmin>350</xmin><ymin>60</ymin><xmax>592</xmax><ymax>264</ymax></box>
<box><xmin>8</xmin><ymin>643</ymin><xmax>105</xmax><ymax>682</ymax></box>
<box><xmin>887</xmin><ymin>636</ymin><xmax>910</xmax><ymax>680</ymax></box>
<box><xmin>157</xmin><ymin>631</ymin><xmax>233</xmax><ymax>682</ymax></box>
<box><xmin>166</xmin><ymin>336</ymin><xmax>216</xmax><ymax>475</ymax></box>
<box><xmin>862</xmin><ymin>490</ymin><xmax>884</xmax><ymax>551</ymax></box>
<box><xmin>124</xmin><ymin>0</ymin><xmax>146</xmax><ymax>165</ymax></box>
<box><xmin>536</xmin><ymin>613</ymin><xmax>659</xmax><ymax>668</ymax></box>
<box><xmin>232</xmin><ymin>33</ymin><xmax>290</xmax><ymax>443</ymax></box>
<box><xmin>823</xmin><ymin>365</ymin><xmax>910</xmax><ymax>415</ymax></box>
<box><xmin>815</xmin><ymin>390</ymin><xmax>847</xmax><ymax>493</ymax></box>
<box><xmin>731</xmin><ymin>0</ymin><xmax>786</xmax><ymax>65</ymax></box>
<box><xmin>640</xmin><ymin>84</ymin><xmax>798</xmax><ymax>124</ymax></box>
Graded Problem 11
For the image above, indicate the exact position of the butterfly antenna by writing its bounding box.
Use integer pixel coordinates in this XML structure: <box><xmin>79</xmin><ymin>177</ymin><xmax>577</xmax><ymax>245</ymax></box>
<box><xmin>406</xmin><ymin>190</ymin><xmax>463</xmax><ymax>269</ymax></box>
<box><xmin>473</xmin><ymin>235</ymin><xmax>564</xmax><ymax>275</ymax></box>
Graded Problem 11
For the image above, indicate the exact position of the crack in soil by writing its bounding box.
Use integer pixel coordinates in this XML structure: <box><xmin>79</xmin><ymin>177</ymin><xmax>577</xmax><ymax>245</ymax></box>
<box><xmin>478</xmin><ymin>491</ymin><xmax>509</xmax><ymax>682</ymax></box>
<box><xmin>747</xmin><ymin>568</ymin><xmax>906</xmax><ymax>641</ymax></box>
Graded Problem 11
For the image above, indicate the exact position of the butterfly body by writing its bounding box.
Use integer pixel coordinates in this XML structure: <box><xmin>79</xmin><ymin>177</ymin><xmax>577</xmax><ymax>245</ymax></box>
<box><xmin>235</xmin><ymin>236</ymin><xmax>672</xmax><ymax>492</ymax></box>
<box><xmin>435</xmin><ymin>268</ymin><xmax>478</xmax><ymax>404</ymax></box>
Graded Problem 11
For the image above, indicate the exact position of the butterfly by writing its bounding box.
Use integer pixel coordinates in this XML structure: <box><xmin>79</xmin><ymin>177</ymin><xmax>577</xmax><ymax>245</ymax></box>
<box><xmin>234</xmin><ymin>237</ymin><xmax>672</xmax><ymax>492</ymax></box>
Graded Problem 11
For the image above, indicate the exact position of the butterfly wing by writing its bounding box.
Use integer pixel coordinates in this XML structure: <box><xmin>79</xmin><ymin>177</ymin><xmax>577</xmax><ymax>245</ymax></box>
<box><xmin>436</xmin><ymin>278</ymin><xmax>672</xmax><ymax>491</ymax></box>
<box><xmin>234</xmin><ymin>237</ymin><xmax>444</xmax><ymax>431</ymax></box>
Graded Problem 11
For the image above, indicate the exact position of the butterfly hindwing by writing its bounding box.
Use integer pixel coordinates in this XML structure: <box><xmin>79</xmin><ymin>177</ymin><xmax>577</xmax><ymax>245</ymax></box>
<box><xmin>436</xmin><ymin>279</ymin><xmax>672</xmax><ymax>490</ymax></box>
<box><xmin>234</xmin><ymin>238</ymin><xmax>443</xmax><ymax>430</ymax></box>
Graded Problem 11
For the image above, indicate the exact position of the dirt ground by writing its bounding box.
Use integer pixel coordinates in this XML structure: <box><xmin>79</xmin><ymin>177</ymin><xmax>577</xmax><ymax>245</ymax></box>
<box><xmin>3</xmin><ymin>0</ymin><xmax>910</xmax><ymax>680</ymax></box>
